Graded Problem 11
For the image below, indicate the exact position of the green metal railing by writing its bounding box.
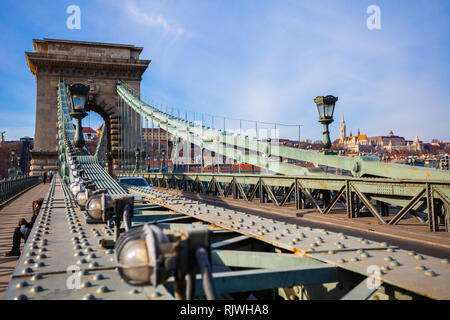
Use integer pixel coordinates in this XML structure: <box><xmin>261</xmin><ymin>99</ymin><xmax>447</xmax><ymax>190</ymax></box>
<box><xmin>116</xmin><ymin>84</ymin><xmax>450</xmax><ymax>180</ymax></box>
<box><xmin>0</xmin><ymin>176</ymin><xmax>40</xmax><ymax>205</ymax></box>
<box><xmin>122</xmin><ymin>172</ymin><xmax>450</xmax><ymax>232</ymax></box>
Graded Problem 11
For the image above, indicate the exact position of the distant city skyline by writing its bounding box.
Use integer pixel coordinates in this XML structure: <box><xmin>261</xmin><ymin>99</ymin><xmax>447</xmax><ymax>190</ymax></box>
<box><xmin>0</xmin><ymin>0</ymin><xmax>449</xmax><ymax>142</ymax></box>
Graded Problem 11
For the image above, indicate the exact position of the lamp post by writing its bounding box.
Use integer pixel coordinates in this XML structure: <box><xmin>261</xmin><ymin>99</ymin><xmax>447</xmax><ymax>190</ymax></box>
<box><xmin>17</xmin><ymin>155</ymin><xmax>22</xmax><ymax>176</ymax></box>
<box><xmin>314</xmin><ymin>95</ymin><xmax>338</xmax><ymax>152</ymax></box>
<box><xmin>134</xmin><ymin>148</ymin><xmax>140</xmax><ymax>173</ymax></box>
<box><xmin>161</xmin><ymin>150</ymin><xmax>166</xmax><ymax>173</ymax></box>
<box><xmin>8</xmin><ymin>149</ymin><xmax>16</xmax><ymax>179</ymax></box>
<box><xmin>69</xmin><ymin>84</ymin><xmax>90</xmax><ymax>153</ymax></box>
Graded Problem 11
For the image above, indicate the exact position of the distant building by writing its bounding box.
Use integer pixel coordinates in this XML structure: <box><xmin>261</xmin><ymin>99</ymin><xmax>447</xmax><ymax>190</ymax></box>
<box><xmin>0</xmin><ymin>136</ymin><xmax>34</xmax><ymax>179</ymax></box>
<box><xmin>336</xmin><ymin>114</ymin><xmax>423</xmax><ymax>153</ymax></box>
<box><xmin>142</xmin><ymin>128</ymin><xmax>172</xmax><ymax>143</ymax></box>
<box><xmin>0</xmin><ymin>131</ymin><xmax>5</xmax><ymax>147</ymax></box>
<box><xmin>82</xmin><ymin>127</ymin><xmax>98</xmax><ymax>141</ymax></box>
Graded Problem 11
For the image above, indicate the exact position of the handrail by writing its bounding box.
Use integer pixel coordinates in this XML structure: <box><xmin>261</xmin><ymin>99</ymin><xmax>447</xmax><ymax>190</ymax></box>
<box><xmin>0</xmin><ymin>176</ymin><xmax>40</xmax><ymax>204</ymax></box>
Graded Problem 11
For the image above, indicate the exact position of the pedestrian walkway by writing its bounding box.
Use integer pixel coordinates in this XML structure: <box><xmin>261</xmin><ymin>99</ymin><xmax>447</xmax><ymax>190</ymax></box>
<box><xmin>0</xmin><ymin>183</ymin><xmax>49</xmax><ymax>299</ymax></box>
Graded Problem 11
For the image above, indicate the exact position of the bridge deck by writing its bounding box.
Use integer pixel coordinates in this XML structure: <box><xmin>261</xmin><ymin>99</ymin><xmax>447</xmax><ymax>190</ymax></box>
<box><xmin>0</xmin><ymin>183</ymin><xmax>49</xmax><ymax>298</ymax></box>
<box><xmin>152</xmin><ymin>187</ymin><xmax>450</xmax><ymax>258</ymax></box>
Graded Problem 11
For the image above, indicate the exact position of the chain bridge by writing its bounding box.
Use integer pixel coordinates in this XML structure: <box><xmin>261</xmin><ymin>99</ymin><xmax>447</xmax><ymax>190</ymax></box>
<box><xmin>1</xmin><ymin>39</ymin><xmax>449</xmax><ymax>301</ymax></box>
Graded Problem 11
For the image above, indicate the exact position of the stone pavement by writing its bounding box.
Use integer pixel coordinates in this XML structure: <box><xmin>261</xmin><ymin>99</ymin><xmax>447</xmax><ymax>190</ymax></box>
<box><xmin>0</xmin><ymin>183</ymin><xmax>49</xmax><ymax>299</ymax></box>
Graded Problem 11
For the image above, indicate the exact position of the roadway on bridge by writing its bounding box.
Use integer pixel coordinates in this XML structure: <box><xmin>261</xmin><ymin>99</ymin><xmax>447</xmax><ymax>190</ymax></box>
<box><xmin>0</xmin><ymin>183</ymin><xmax>49</xmax><ymax>299</ymax></box>
<box><xmin>151</xmin><ymin>187</ymin><xmax>450</xmax><ymax>260</ymax></box>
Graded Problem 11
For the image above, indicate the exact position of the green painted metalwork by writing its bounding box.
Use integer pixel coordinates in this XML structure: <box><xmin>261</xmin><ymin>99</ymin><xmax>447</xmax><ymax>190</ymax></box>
<box><xmin>212</xmin><ymin>250</ymin><xmax>321</xmax><ymax>269</ymax></box>
<box><xmin>0</xmin><ymin>176</ymin><xmax>40</xmax><ymax>204</ymax></box>
<box><xmin>116</xmin><ymin>84</ymin><xmax>450</xmax><ymax>180</ymax></box>
<box><xmin>94</xmin><ymin>123</ymin><xmax>106</xmax><ymax>164</ymax></box>
<box><xmin>120</xmin><ymin>172</ymin><xmax>450</xmax><ymax>230</ymax></box>
<box><xmin>10</xmin><ymin>79</ymin><xmax>446</xmax><ymax>301</ymax></box>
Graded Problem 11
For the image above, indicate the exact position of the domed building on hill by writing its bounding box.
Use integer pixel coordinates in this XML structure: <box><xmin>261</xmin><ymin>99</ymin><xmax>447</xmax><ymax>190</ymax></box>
<box><xmin>336</xmin><ymin>113</ymin><xmax>422</xmax><ymax>153</ymax></box>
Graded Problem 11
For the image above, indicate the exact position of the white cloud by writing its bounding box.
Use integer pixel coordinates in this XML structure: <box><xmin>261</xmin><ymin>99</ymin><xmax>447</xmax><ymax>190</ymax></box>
<box><xmin>125</xmin><ymin>0</ymin><xmax>185</xmax><ymax>37</ymax></box>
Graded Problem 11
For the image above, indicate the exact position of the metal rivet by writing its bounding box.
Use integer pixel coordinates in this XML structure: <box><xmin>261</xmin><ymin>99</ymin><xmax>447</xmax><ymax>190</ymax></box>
<box><xmin>407</xmin><ymin>251</ymin><xmax>416</xmax><ymax>256</ymax></box>
<box><xmin>424</xmin><ymin>270</ymin><xmax>437</xmax><ymax>277</ymax></box>
<box><xmin>390</xmin><ymin>261</ymin><xmax>401</xmax><ymax>267</ymax></box>
<box><xmin>380</xmin><ymin>266</ymin><xmax>391</xmax><ymax>272</ymax></box>
<box><xmin>416</xmin><ymin>265</ymin><xmax>427</xmax><ymax>271</ymax></box>
<box><xmin>89</xmin><ymin>262</ymin><xmax>99</xmax><ymax>268</ymax></box>
<box><xmin>81</xmin><ymin>281</ymin><xmax>92</xmax><ymax>288</ymax></box>
<box><xmin>14</xmin><ymin>294</ymin><xmax>28</xmax><ymax>300</ymax></box>
<box><xmin>77</xmin><ymin>259</ymin><xmax>87</xmax><ymax>264</ymax></box>
<box><xmin>129</xmin><ymin>289</ymin><xmax>141</xmax><ymax>295</ymax></box>
<box><xmin>384</xmin><ymin>256</ymin><xmax>394</xmax><ymax>262</ymax></box>
<box><xmin>414</xmin><ymin>255</ymin><xmax>424</xmax><ymax>260</ymax></box>
<box><xmin>151</xmin><ymin>291</ymin><xmax>162</xmax><ymax>298</ymax></box>
<box><xmin>351</xmin><ymin>257</ymin><xmax>360</xmax><ymax>262</ymax></box>
<box><xmin>96</xmin><ymin>286</ymin><xmax>109</xmax><ymax>294</ymax></box>
<box><xmin>25</xmin><ymin>259</ymin><xmax>35</xmax><ymax>265</ymax></box>
<box><xmin>30</xmin><ymin>285</ymin><xmax>43</xmax><ymax>293</ymax></box>
<box><xmin>82</xmin><ymin>294</ymin><xmax>96</xmax><ymax>300</ymax></box>
<box><xmin>78</xmin><ymin>270</ymin><xmax>89</xmax><ymax>276</ymax></box>
<box><xmin>74</xmin><ymin>251</ymin><xmax>84</xmax><ymax>257</ymax></box>
<box><xmin>337</xmin><ymin>258</ymin><xmax>346</xmax><ymax>263</ymax></box>
<box><xmin>16</xmin><ymin>281</ymin><xmax>29</xmax><ymax>288</ymax></box>
<box><xmin>93</xmin><ymin>273</ymin><xmax>104</xmax><ymax>281</ymax></box>
<box><xmin>22</xmin><ymin>267</ymin><xmax>33</xmax><ymax>274</ymax></box>
<box><xmin>31</xmin><ymin>274</ymin><xmax>43</xmax><ymax>281</ymax></box>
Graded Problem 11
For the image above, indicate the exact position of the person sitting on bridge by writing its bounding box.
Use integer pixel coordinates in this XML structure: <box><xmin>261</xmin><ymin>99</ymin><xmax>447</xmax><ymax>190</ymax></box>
<box><xmin>5</xmin><ymin>219</ymin><xmax>32</xmax><ymax>257</ymax></box>
<box><xmin>4</xmin><ymin>198</ymin><xmax>44</xmax><ymax>257</ymax></box>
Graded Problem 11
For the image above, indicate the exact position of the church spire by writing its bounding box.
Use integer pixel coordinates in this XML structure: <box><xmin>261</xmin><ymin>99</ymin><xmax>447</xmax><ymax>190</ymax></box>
<box><xmin>339</xmin><ymin>113</ymin><xmax>346</xmax><ymax>143</ymax></box>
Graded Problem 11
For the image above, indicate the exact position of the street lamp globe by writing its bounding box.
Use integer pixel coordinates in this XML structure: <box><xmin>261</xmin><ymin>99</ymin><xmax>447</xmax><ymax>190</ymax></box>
<box><xmin>314</xmin><ymin>95</ymin><xmax>338</xmax><ymax>150</ymax></box>
<box><xmin>69</xmin><ymin>84</ymin><xmax>90</xmax><ymax>151</ymax></box>
<box><xmin>314</xmin><ymin>95</ymin><xmax>338</xmax><ymax>123</ymax></box>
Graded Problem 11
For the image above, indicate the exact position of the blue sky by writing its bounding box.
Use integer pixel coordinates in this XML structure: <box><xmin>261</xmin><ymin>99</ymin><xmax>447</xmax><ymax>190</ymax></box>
<box><xmin>0</xmin><ymin>0</ymin><xmax>448</xmax><ymax>142</ymax></box>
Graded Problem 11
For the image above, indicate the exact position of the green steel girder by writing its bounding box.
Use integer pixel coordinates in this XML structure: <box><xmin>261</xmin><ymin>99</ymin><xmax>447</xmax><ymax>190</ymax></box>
<box><xmin>117</xmin><ymin>84</ymin><xmax>320</xmax><ymax>177</ymax></box>
<box><xmin>341</xmin><ymin>278</ymin><xmax>379</xmax><ymax>300</ymax></box>
<box><xmin>212</xmin><ymin>250</ymin><xmax>322</xmax><ymax>269</ymax></box>
<box><xmin>116</xmin><ymin>84</ymin><xmax>450</xmax><ymax>181</ymax></box>
<box><xmin>125</xmin><ymin>172</ymin><xmax>450</xmax><ymax>207</ymax></box>
<box><xmin>165</xmin><ymin>264</ymin><xmax>350</xmax><ymax>297</ymax></box>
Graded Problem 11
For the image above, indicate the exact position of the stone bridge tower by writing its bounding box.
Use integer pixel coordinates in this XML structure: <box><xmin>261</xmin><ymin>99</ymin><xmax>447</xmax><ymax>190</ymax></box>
<box><xmin>26</xmin><ymin>38</ymin><xmax>150</xmax><ymax>176</ymax></box>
